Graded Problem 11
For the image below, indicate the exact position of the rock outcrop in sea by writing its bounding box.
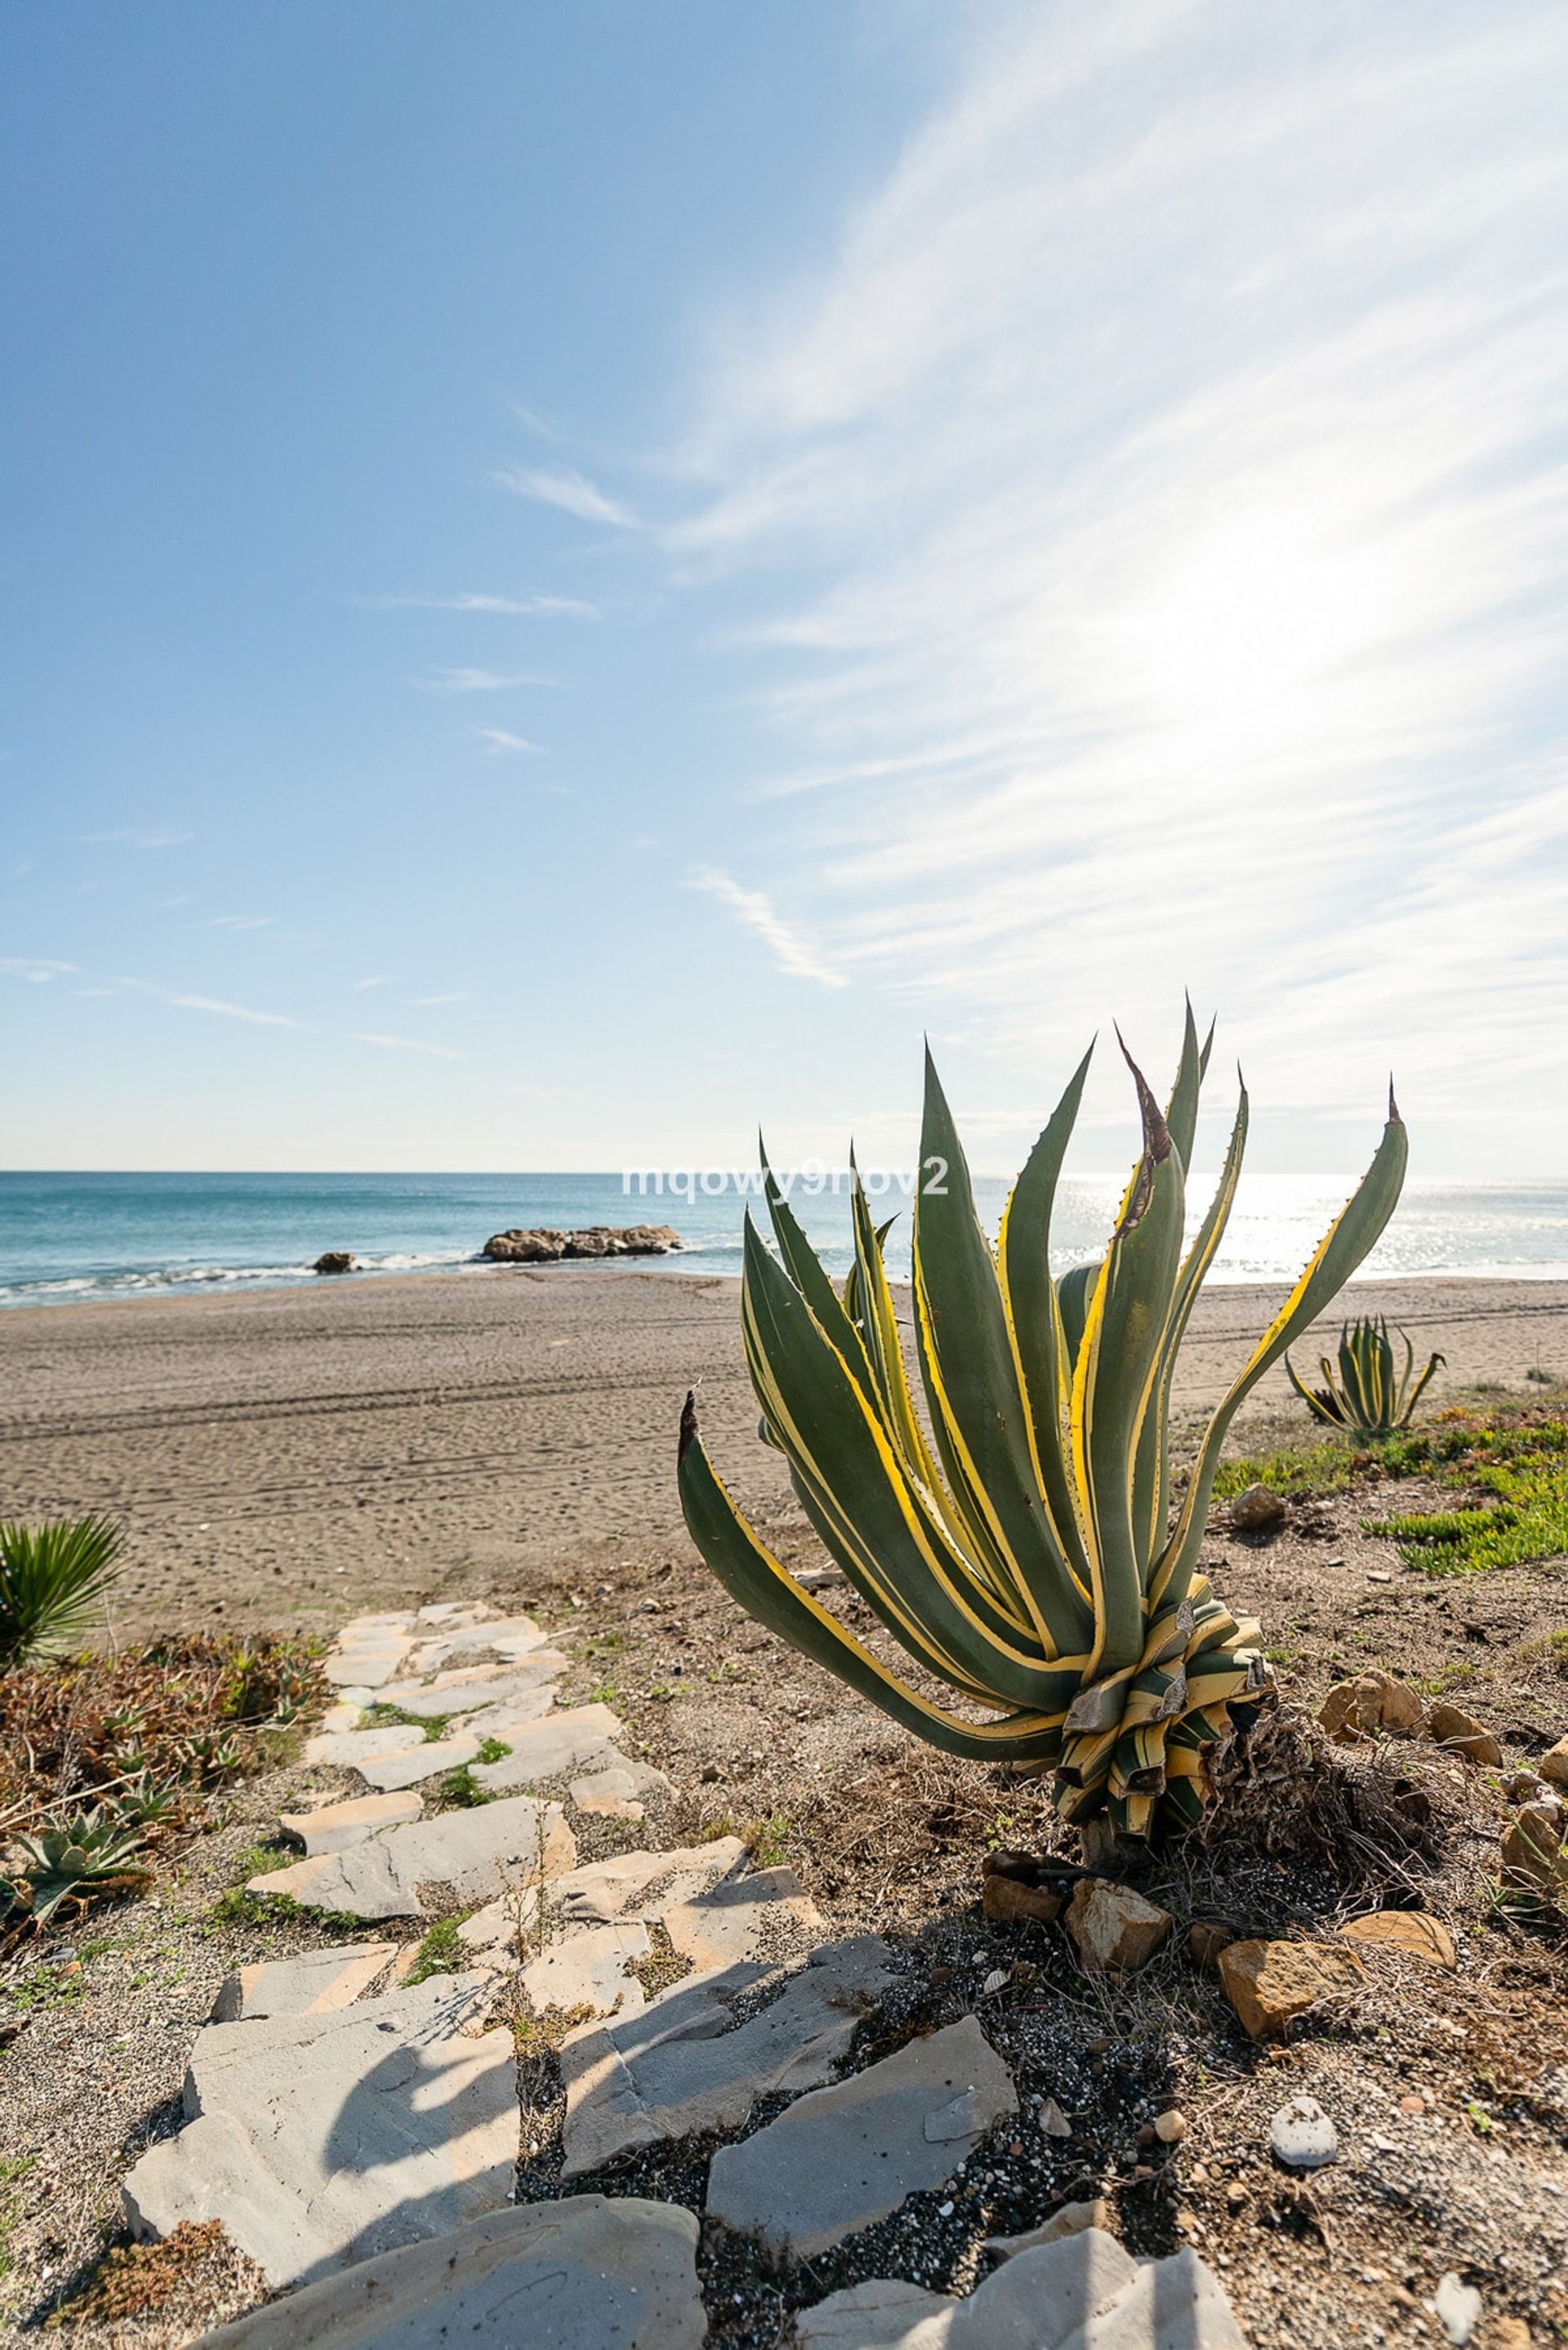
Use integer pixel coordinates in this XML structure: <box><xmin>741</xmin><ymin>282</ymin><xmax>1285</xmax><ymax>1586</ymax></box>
<box><xmin>481</xmin><ymin>1224</ymin><xmax>680</xmax><ymax>1263</ymax></box>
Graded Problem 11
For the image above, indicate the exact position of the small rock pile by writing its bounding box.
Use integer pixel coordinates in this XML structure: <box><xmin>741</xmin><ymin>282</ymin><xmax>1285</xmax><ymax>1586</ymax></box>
<box><xmin>481</xmin><ymin>1224</ymin><xmax>680</xmax><ymax>1262</ymax></box>
<box><xmin>112</xmin><ymin>1601</ymin><xmax>1253</xmax><ymax>2348</ymax></box>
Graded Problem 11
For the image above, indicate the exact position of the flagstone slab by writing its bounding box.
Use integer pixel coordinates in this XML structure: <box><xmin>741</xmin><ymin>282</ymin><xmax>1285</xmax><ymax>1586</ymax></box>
<box><xmin>559</xmin><ymin>1933</ymin><xmax>896</xmax><ymax>2178</ymax></box>
<box><xmin>212</xmin><ymin>1944</ymin><xmax>396</xmax><ymax>2022</ymax></box>
<box><xmin>662</xmin><ymin>1863</ymin><xmax>823</xmax><ymax>1970</ymax></box>
<box><xmin>384</xmin><ymin>1653</ymin><xmax>567</xmax><ymax>1720</ymax></box>
<box><xmin>470</xmin><ymin>1704</ymin><xmax>625</xmax><ymax>1790</ymax></box>
<box><xmin>519</xmin><ymin>1920</ymin><xmax>652</xmax><ymax>2019</ymax></box>
<box><xmin>317</xmin><ymin>1698</ymin><xmax>372</xmax><ymax>1735</ymax></box>
<box><xmin>551</xmin><ymin>1836</ymin><xmax>748</xmax><ymax>1929</ymax></box>
<box><xmin>280</xmin><ymin>1794</ymin><xmax>422</xmax><ymax>1856</ymax></box>
<box><xmin>248</xmin><ymin>1794</ymin><xmax>576</xmax><ymax>1921</ymax></box>
<box><xmin>122</xmin><ymin>1974</ymin><xmax>517</xmax><ymax>2289</ymax></box>
<box><xmin>191</xmin><ymin>2194</ymin><xmax>706</xmax><ymax>2350</ymax></box>
<box><xmin>323</xmin><ymin>1638</ymin><xmax>415</xmax><ymax>1691</ymax></box>
<box><xmin>792</xmin><ymin>2232</ymin><xmax>1245</xmax><ymax>2348</ymax></box>
<box><xmin>568</xmin><ymin>1755</ymin><xmax>674</xmax><ymax>1821</ymax></box>
<box><xmin>400</xmin><ymin>1615</ymin><xmax>551</xmax><ymax>1677</ymax></box>
<box><xmin>349</xmin><ymin>1735</ymin><xmax>483</xmax><ymax>1793</ymax></box>
<box><xmin>301</xmin><ymin>1722</ymin><xmax>426</xmax><ymax>1769</ymax></box>
<box><xmin>706</xmin><ymin>2013</ymin><xmax>1015</xmax><ymax>2259</ymax></box>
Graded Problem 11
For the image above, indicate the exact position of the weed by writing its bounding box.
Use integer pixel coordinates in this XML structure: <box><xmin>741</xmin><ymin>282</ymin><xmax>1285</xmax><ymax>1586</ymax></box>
<box><xmin>359</xmin><ymin>1702</ymin><xmax>452</xmax><ymax>1744</ymax></box>
<box><xmin>474</xmin><ymin>1737</ymin><xmax>512</xmax><ymax>1766</ymax></box>
<box><xmin>742</xmin><ymin>1813</ymin><xmax>791</xmax><ymax>1867</ymax></box>
<box><xmin>1211</xmin><ymin>1442</ymin><xmax>1361</xmax><ymax>1499</ymax></box>
<box><xmin>403</xmin><ymin>1914</ymin><xmax>470</xmax><ymax>1986</ymax></box>
<box><xmin>438</xmin><ymin>1766</ymin><xmax>494</xmax><ymax>1809</ymax></box>
<box><xmin>587</xmin><ymin>1683</ymin><xmax>620</xmax><ymax>1707</ymax></box>
<box><xmin>698</xmin><ymin>1813</ymin><xmax>737</xmax><ymax>1844</ymax></box>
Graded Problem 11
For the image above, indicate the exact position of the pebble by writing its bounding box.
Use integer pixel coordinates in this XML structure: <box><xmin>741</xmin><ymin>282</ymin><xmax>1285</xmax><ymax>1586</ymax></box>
<box><xmin>1432</xmin><ymin>2271</ymin><xmax>1482</xmax><ymax>2345</ymax></box>
<box><xmin>1268</xmin><ymin>2094</ymin><xmax>1339</xmax><ymax>2171</ymax></box>
<box><xmin>1039</xmin><ymin>2097</ymin><xmax>1072</xmax><ymax>2138</ymax></box>
<box><xmin>1155</xmin><ymin>2108</ymin><xmax>1187</xmax><ymax>2143</ymax></box>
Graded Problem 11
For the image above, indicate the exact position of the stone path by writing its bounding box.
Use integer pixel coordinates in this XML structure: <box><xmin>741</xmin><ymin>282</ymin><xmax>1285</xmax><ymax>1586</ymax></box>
<box><xmin>114</xmin><ymin>1600</ymin><xmax>1248</xmax><ymax>2347</ymax></box>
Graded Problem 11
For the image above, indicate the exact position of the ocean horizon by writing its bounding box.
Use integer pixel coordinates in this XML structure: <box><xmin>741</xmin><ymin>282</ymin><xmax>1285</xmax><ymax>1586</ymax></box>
<box><xmin>2</xmin><ymin>1169</ymin><xmax>1567</xmax><ymax>1309</ymax></box>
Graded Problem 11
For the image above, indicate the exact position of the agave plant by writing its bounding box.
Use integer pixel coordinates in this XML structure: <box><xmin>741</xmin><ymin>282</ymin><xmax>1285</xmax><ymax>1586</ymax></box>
<box><xmin>678</xmin><ymin>1014</ymin><xmax>1407</xmax><ymax>1839</ymax></box>
<box><xmin>1</xmin><ymin>1809</ymin><xmax>150</xmax><ymax>1926</ymax></box>
<box><xmin>0</xmin><ymin>1515</ymin><xmax>122</xmax><ymax>1669</ymax></box>
<box><xmin>1286</xmin><ymin>1315</ymin><xmax>1442</xmax><ymax>1440</ymax></box>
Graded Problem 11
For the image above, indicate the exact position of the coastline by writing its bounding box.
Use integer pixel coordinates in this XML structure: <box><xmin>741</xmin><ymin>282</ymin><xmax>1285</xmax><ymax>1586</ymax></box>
<box><xmin>2</xmin><ymin>1265</ymin><xmax>1564</xmax><ymax>1640</ymax></box>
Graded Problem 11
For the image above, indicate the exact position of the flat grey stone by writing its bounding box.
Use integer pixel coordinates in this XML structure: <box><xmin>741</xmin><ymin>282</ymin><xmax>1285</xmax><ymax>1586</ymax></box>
<box><xmin>350</xmin><ymin>1734</ymin><xmax>481</xmax><ymax>1793</ymax></box>
<box><xmin>122</xmin><ymin>1975</ymin><xmax>517</xmax><ymax>2289</ymax></box>
<box><xmin>301</xmin><ymin>1723</ymin><xmax>426</xmax><ymax>1769</ymax></box>
<box><xmin>381</xmin><ymin>1653</ymin><xmax>565</xmax><ymax>1721</ymax></box>
<box><xmin>706</xmin><ymin>2013</ymin><xmax>1015</xmax><ymax>2259</ymax></box>
<box><xmin>551</xmin><ymin>1837</ymin><xmax>747</xmax><ymax>1929</ymax></box>
<box><xmin>520</xmin><ymin>1920</ymin><xmax>652</xmax><ymax>2019</ymax></box>
<box><xmin>323</xmin><ymin>1635</ymin><xmax>415</xmax><ymax>1691</ymax></box>
<box><xmin>280</xmin><ymin>1794</ymin><xmax>423</xmax><ymax>1855</ymax></box>
<box><xmin>249</xmin><ymin>1794</ymin><xmax>577</xmax><ymax>1920</ymax></box>
<box><xmin>568</xmin><ymin>1755</ymin><xmax>673</xmax><ymax>1820</ymax></box>
<box><xmin>400</xmin><ymin>1614</ymin><xmax>551</xmax><ymax>1678</ymax></box>
<box><xmin>1269</xmin><ymin>2094</ymin><xmax>1339</xmax><ymax>2170</ymax></box>
<box><xmin>662</xmin><ymin>1863</ymin><xmax>822</xmax><ymax>1970</ymax></box>
<box><xmin>560</xmin><ymin>1933</ymin><xmax>895</xmax><ymax>2178</ymax></box>
<box><xmin>212</xmin><ymin>1945</ymin><xmax>396</xmax><ymax>2022</ymax></box>
<box><xmin>471</xmin><ymin>1703</ymin><xmax>625</xmax><ymax>1790</ymax></box>
<box><xmin>191</xmin><ymin>2194</ymin><xmax>706</xmax><ymax>2349</ymax></box>
<box><xmin>794</xmin><ymin>2235</ymin><xmax>1246</xmax><ymax>2350</ymax></box>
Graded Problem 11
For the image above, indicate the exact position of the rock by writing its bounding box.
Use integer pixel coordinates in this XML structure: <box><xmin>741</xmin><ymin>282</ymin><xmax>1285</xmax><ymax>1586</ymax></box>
<box><xmin>1319</xmin><ymin>1672</ymin><xmax>1423</xmax><ymax>1742</ymax></box>
<box><xmin>248</xmin><ymin>1793</ymin><xmax>576</xmax><ymax>1921</ymax></box>
<box><xmin>1218</xmin><ymin>1938</ymin><xmax>1365</xmax><ymax>2040</ymax></box>
<box><xmin>351</xmin><ymin>1734</ymin><xmax>483</xmax><ymax>1793</ymax></box>
<box><xmin>987</xmin><ymin>2199</ymin><xmax>1111</xmax><ymax>2258</ymax></box>
<box><xmin>1538</xmin><ymin>1737</ymin><xmax>1568</xmax><ymax>1788</ymax></box>
<box><xmin>312</xmin><ymin>1252</ymin><xmax>354</xmax><ymax>1275</ymax></box>
<box><xmin>401</xmin><ymin>1614</ymin><xmax>550</xmax><ymax>1677</ymax></box>
<box><xmin>1501</xmin><ymin>1803</ymin><xmax>1568</xmax><ymax>1898</ymax></box>
<box><xmin>550</xmin><ymin>1837</ymin><xmax>748</xmax><ymax>1929</ymax></box>
<box><xmin>1227</xmin><ymin>1483</ymin><xmax>1287</xmax><ymax>1533</ymax></box>
<box><xmin>560</xmin><ymin>1934</ymin><xmax>897</xmax><ymax>2177</ymax></box>
<box><xmin>279</xmin><ymin>1794</ymin><xmax>422</xmax><ymax>1854</ymax></box>
<box><xmin>380</xmin><ymin>1653</ymin><xmax>566</xmax><ymax>1719</ymax></box>
<box><xmin>1432</xmin><ymin>2271</ymin><xmax>1483</xmax><ymax>2347</ymax></box>
<box><xmin>191</xmin><ymin>2194</ymin><xmax>706</xmax><ymax>2349</ymax></box>
<box><xmin>1489</xmin><ymin>2321</ymin><xmax>1532</xmax><ymax>2350</ymax></box>
<box><xmin>470</xmin><ymin>1704</ymin><xmax>626</xmax><ymax>1791</ymax></box>
<box><xmin>1039</xmin><ymin>2096</ymin><xmax>1072</xmax><ymax>2138</ymax></box>
<box><xmin>662</xmin><ymin>1864</ymin><xmax>824</xmax><ymax>1971</ymax></box>
<box><xmin>122</xmin><ymin>1975</ymin><xmax>517</xmax><ymax>2288</ymax></box>
<box><xmin>706</xmin><ymin>2013</ymin><xmax>1015</xmax><ymax>2260</ymax></box>
<box><xmin>520</xmin><ymin>1920</ymin><xmax>652</xmax><ymax>2018</ymax></box>
<box><xmin>1187</xmin><ymin>1920</ymin><xmax>1236</xmax><ymax>1969</ymax></box>
<box><xmin>1269</xmin><ymin>2094</ymin><xmax>1339</xmax><ymax>2170</ymax></box>
<box><xmin>793</xmin><ymin>2232</ymin><xmax>1246</xmax><ymax>2349</ymax></box>
<box><xmin>1338</xmin><ymin>1911</ymin><xmax>1457</xmax><ymax>1969</ymax></box>
<box><xmin>982</xmin><ymin>1873</ymin><xmax>1063</xmax><ymax>1927</ymax></box>
<box><xmin>321</xmin><ymin>1636</ymin><xmax>414</xmax><ymax>1691</ymax></box>
<box><xmin>1066</xmin><ymin>1880</ymin><xmax>1173</xmax><ymax>1974</ymax></box>
<box><xmin>1153</xmin><ymin>2107</ymin><xmax>1186</xmax><ymax>2143</ymax></box>
<box><xmin>1425</xmin><ymin>1701</ymin><xmax>1503</xmax><ymax>1765</ymax></box>
<box><xmin>211</xmin><ymin>1945</ymin><xmax>396</xmax><ymax>2022</ymax></box>
<box><xmin>568</xmin><ymin>1755</ymin><xmax>674</xmax><ymax>1820</ymax></box>
<box><xmin>1505</xmin><ymin>1770</ymin><xmax>1545</xmax><ymax>1803</ymax></box>
<box><xmin>482</xmin><ymin>1224</ymin><xmax>679</xmax><ymax>1263</ymax></box>
<box><xmin>301</xmin><ymin>1722</ymin><xmax>423</xmax><ymax>1768</ymax></box>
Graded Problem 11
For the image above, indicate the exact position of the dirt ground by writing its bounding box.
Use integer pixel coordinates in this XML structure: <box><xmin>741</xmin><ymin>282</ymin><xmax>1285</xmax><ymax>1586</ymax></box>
<box><xmin>2</xmin><ymin>1270</ymin><xmax>1567</xmax><ymax>2346</ymax></box>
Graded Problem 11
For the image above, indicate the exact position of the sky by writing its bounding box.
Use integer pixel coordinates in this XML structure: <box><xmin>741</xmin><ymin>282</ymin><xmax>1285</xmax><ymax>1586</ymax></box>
<box><xmin>4</xmin><ymin>0</ymin><xmax>1567</xmax><ymax>1178</ymax></box>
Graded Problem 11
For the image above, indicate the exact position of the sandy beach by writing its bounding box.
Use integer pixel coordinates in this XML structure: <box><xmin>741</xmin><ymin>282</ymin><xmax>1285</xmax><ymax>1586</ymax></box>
<box><xmin>2</xmin><ymin>1265</ymin><xmax>1565</xmax><ymax>1637</ymax></box>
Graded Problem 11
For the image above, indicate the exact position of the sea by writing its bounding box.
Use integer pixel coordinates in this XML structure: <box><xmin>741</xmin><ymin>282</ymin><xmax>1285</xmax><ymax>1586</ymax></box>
<box><xmin>2</xmin><ymin>1170</ymin><xmax>1567</xmax><ymax>1309</ymax></box>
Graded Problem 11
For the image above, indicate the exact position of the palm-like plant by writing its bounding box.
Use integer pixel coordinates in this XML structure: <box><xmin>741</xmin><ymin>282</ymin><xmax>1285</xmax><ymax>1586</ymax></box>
<box><xmin>0</xmin><ymin>1516</ymin><xmax>122</xmax><ymax>1669</ymax></box>
<box><xmin>679</xmin><ymin>1014</ymin><xmax>1407</xmax><ymax>1839</ymax></box>
<box><xmin>1286</xmin><ymin>1316</ymin><xmax>1442</xmax><ymax>1439</ymax></box>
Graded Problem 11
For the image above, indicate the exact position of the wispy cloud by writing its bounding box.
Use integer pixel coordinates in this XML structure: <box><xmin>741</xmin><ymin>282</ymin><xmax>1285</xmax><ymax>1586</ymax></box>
<box><xmin>416</xmin><ymin>668</ymin><xmax>562</xmax><ymax>693</ymax></box>
<box><xmin>471</xmin><ymin>725</ymin><xmax>546</xmax><ymax>758</ymax></box>
<box><xmin>689</xmin><ymin>865</ymin><xmax>846</xmax><ymax>989</ymax></box>
<box><xmin>185</xmin><ymin>913</ymin><xmax>273</xmax><ymax>932</ymax></box>
<box><xmin>348</xmin><ymin>1031</ymin><xmax>464</xmax><ymax>1060</ymax></box>
<box><xmin>80</xmin><ymin>827</ymin><xmax>193</xmax><ymax>849</ymax></box>
<box><xmin>1</xmin><ymin>956</ymin><xmax>74</xmax><ymax>983</ymax></box>
<box><xmin>348</xmin><ymin>975</ymin><xmax>393</xmax><ymax>992</ymax></box>
<box><xmin>169</xmin><ymin>992</ymin><xmax>300</xmax><ymax>1028</ymax></box>
<box><xmin>670</xmin><ymin>6</ymin><xmax>1568</xmax><ymax>1129</ymax></box>
<box><xmin>354</xmin><ymin>591</ymin><xmax>598</xmax><ymax>618</ymax></box>
<box><xmin>496</xmin><ymin>465</ymin><xmax>639</xmax><ymax>528</ymax></box>
<box><xmin>409</xmin><ymin>991</ymin><xmax>468</xmax><ymax>1006</ymax></box>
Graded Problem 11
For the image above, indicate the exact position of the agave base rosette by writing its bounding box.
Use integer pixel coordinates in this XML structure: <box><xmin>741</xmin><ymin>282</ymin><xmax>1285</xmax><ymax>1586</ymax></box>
<box><xmin>679</xmin><ymin>1010</ymin><xmax>1407</xmax><ymax>1839</ymax></box>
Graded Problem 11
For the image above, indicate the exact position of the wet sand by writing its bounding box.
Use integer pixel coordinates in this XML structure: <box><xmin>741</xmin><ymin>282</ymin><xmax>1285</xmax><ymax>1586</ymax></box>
<box><xmin>1</xmin><ymin>1267</ymin><xmax>1564</xmax><ymax>1635</ymax></box>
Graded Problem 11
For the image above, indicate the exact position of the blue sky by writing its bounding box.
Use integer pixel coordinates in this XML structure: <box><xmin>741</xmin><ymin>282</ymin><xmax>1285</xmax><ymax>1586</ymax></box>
<box><xmin>4</xmin><ymin>2</ymin><xmax>1567</xmax><ymax>1177</ymax></box>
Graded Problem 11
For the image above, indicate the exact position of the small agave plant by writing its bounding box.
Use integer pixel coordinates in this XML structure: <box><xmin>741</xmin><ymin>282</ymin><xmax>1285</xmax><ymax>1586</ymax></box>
<box><xmin>1286</xmin><ymin>1315</ymin><xmax>1443</xmax><ymax>1441</ymax></box>
<box><xmin>679</xmin><ymin>1011</ymin><xmax>1408</xmax><ymax>1840</ymax></box>
<box><xmin>1</xmin><ymin>1810</ymin><xmax>150</xmax><ymax>1927</ymax></box>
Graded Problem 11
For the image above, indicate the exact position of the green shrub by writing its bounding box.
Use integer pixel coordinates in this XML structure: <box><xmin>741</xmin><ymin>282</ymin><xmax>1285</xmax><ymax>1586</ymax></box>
<box><xmin>0</xmin><ymin>1517</ymin><xmax>122</xmax><ymax>1667</ymax></box>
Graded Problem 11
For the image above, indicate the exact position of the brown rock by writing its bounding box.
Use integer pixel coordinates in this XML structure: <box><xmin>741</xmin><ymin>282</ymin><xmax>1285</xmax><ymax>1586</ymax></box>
<box><xmin>1491</xmin><ymin>2321</ymin><xmax>1534</xmax><ymax>2350</ymax></box>
<box><xmin>1187</xmin><ymin>1920</ymin><xmax>1237</xmax><ymax>1970</ymax></box>
<box><xmin>1218</xmin><ymin>1939</ymin><xmax>1365</xmax><ymax>2040</ymax></box>
<box><xmin>1065</xmin><ymin>1879</ymin><xmax>1172</xmax><ymax>1975</ymax></box>
<box><xmin>985</xmin><ymin>2196</ymin><xmax>1111</xmax><ymax>2259</ymax></box>
<box><xmin>1425</xmin><ymin>1701</ymin><xmax>1503</xmax><ymax>1765</ymax></box>
<box><xmin>1227</xmin><ymin>1483</ymin><xmax>1287</xmax><ymax>1533</ymax></box>
<box><xmin>1538</xmin><ymin>1737</ymin><xmax>1568</xmax><ymax>1790</ymax></box>
<box><xmin>1318</xmin><ymin>1672</ymin><xmax>1422</xmax><ymax>1743</ymax></box>
<box><xmin>312</xmin><ymin>1251</ymin><xmax>354</xmax><ymax>1276</ymax></box>
<box><xmin>1501</xmin><ymin>1802</ymin><xmax>1568</xmax><ymax>1899</ymax></box>
<box><xmin>1337</xmin><ymin>1912</ymin><xmax>1457</xmax><ymax>1969</ymax></box>
<box><xmin>1153</xmin><ymin>2108</ymin><xmax>1186</xmax><ymax>2143</ymax></box>
<box><xmin>982</xmin><ymin>1873</ymin><xmax>1063</xmax><ymax>1928</ymax></box>
<box><xmin>483</xmin><ymin>1228</ymin><xmax>568</xmax><ymax>1263</ymax></box>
